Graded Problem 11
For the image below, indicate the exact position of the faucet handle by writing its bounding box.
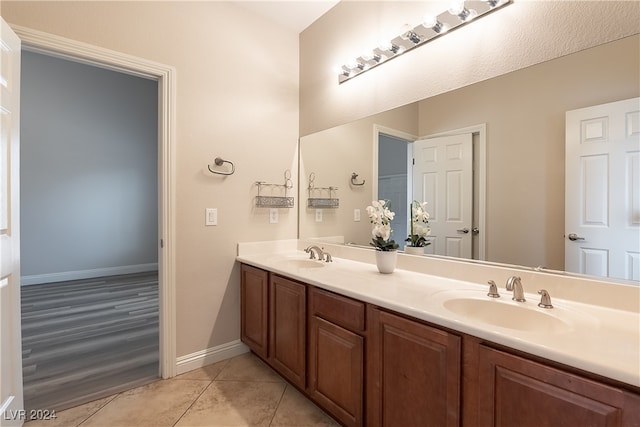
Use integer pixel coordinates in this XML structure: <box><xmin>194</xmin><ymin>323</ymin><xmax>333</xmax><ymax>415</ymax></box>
<box><xmin>487</xmin><ymin>280</ymin><xmax>500</xmax><ymax>298</ymax></box>
<box><xmin>324</xmin><ymin>252</ymin><xmax>333</xmax><ymax>262</ymax></box>
<box><xmin>537</xmin><ymin>289</ymin><xmax>553</xmax><ymax>309</ymax></box>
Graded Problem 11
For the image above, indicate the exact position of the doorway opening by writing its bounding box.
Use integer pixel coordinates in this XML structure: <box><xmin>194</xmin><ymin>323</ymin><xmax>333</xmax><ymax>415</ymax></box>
<box><xmin>20</xmin><ymin>50</ymin><xmax>160</xmax><ymax>411</ymax></box>
<box><xmin>377</xmin><ymin>133</ymin><xmax>413</xmax><ymax>250</ymax></box>
<box><xmin>10</xmin><ymin>24</ymin><xmax>177</xmax><ymax>414</ymax></box>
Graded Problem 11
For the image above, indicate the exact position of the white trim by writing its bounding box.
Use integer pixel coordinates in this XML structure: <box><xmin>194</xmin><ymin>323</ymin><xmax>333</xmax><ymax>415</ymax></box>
<box><xmin>12</xmin><ymin>24</ymin><xmax>178</xmax><ymax>378</ymax></box>
<box><xmin>21</xmin><ymin>263</ymin><xmax>159</xmax><ymax>286</ymax></box>
<box><xmin>421</xmin><ymin>124</ymin><xmax>487</xmax><ymax>261</ymax></box>
<box><xmin>176</xmin><ymin>341</ymin><xmax>250</xmax><ymax>375</ymax></box>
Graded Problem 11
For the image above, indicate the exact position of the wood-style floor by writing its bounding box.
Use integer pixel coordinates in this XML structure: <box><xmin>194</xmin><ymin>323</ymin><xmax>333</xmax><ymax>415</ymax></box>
<box><xmin>21</xmin><ymin>271</ymin><xmax>160</xmax><ymax>412</ymax></box>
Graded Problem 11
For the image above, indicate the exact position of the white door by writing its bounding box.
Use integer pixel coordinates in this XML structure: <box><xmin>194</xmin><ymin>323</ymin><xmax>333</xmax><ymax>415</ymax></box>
<box><xmin>413</xmin><ymin>134</ymin><xmax>473</xmax><ymax>258</ymax></box>
<box><xmin>565</xmin><ymin>97</ymin><xmax>640</xmax><ymax>280</ymax></box>
<box><xmin>0</xmin><ymin>18</ymin><xmax>24</xmax><ymax>426</ymax></box>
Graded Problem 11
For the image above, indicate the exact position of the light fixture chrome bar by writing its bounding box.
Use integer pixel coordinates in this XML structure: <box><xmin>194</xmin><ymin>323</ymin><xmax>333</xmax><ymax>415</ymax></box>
<box><xmin>338</xmin><ymin>0</ymin><xmax>512</xmax><ymax>84</ymax></box>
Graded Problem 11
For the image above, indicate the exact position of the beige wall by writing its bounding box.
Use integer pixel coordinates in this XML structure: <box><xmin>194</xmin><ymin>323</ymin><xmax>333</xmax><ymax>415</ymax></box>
<box><xmin>300</xmin><ymin>1</ymin><xmax>640</xmax><ymax>136</ymax></box>
<box><xmin>418</xmin><ymin>35</ymin><xmax>640</xmax><ymax>269</ymax></box>
<box><xmin>299</xmin><ymin>103</ymin><xmax>418</xmax><ymax>244</ymax></box>
<box><xmin>2</xmin><ymin>1</ymin><xmax>299</xmax><ymax>358</ymax></box>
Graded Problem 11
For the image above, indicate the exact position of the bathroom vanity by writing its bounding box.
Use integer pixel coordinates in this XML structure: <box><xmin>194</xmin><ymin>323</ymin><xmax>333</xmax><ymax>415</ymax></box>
<box><xmin>237</xmin><ymin>241</ymin><xmax>640</xmax><ymax>427</ymax></box>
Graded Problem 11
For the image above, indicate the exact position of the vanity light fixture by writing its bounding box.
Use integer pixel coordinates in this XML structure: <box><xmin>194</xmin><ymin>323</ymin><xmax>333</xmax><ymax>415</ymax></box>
<box><xmin>337</xmin><ymin>0</ymin><xmax>512</xmax><ymax>83</ymax></box>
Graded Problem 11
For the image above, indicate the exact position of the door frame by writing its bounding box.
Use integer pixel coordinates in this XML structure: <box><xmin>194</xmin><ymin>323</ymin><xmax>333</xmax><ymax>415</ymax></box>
<box><xmin>12</xmin><ymin>25</ymin><xmax>177</xmax><ymax>378</ymax></box>
<box><xmin>420</xmin><ymin>124</ymin><xmax>487</xmax><ymax>261</ymax></box>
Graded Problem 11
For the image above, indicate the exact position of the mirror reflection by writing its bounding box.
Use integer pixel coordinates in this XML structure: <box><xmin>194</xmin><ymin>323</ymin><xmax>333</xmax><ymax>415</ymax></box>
<box><xmin>299</xmin><ymin>35</ymin><xmax>639</xmax><ymax>281</ymax></box>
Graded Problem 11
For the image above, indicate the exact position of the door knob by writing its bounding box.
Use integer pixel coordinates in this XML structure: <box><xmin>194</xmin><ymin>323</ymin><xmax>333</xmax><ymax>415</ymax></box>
<box><xmin>567</xmin><ymin>233</ymin><xmax>585</xmax><ymax>241</ymax></box>
<box><xmin>457</xmin><ymin>227</ymin><xmax>470</xmax><ymax>234</ymax></box>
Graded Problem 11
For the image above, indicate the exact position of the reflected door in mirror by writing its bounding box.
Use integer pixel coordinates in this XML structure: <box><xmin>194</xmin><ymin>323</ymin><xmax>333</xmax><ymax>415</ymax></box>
<box><xmin>413</xmin><ymin>134</ymin><xmax>473</xmax><ymax>258</ymax></box>
<box><xmin>565</xmin><ymin>97</ymin><xmax>640</xmax><ymax>281</ymax></box>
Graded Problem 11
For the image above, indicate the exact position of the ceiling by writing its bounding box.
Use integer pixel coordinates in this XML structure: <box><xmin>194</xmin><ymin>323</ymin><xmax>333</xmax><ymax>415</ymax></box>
<box><xmin>235</xmin><ymin>1</ymin><xmax>340</xmax><ymax>33</ymax></box>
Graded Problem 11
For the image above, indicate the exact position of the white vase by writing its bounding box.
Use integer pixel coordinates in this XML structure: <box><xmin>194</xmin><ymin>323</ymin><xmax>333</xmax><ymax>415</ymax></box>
<box><xmin>375</xmin><ymin>250</ymin><xmax>398</xmax><ymax>274</ymax></box>
<box><xmin>404</xmin><ymin>246</ymin><xmax>424</xmax><ymax>256</ymax></box>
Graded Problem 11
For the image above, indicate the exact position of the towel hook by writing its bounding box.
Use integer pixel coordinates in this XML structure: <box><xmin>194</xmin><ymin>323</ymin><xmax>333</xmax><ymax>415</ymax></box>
<box><xmin>351</xmin><ymin>172</ymin><xmax>365</xmax><ymax>186</ymax></box>
<box><xmin>208</xmin><ymin>157</ymin><xmax>235</xmax><ymax>175</ymax></box>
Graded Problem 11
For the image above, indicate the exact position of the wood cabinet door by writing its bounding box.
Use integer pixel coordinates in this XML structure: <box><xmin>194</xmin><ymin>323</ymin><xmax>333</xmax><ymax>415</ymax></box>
<box><xmin>477</xmin><ymin>345</ymin><xmax>640</xmax><ymax>427</ymax></box>
<box><xmin>269</xmin><ymin>275</ymin><xmax>306</xmax><ymax>389</ymax></box>
<box><xmin>240</xmin><ymin>264</ymin><xmax>269</xmax><ymax>359</ymax></box>
<box><xmin>367</xmin><ymin>308</ymin><xmax>461</xmax><ymax>427</ymax></box>
<box><xmin>308</xmin><ymin>316</ymin><xmax>364</xmax><ymax>427</ymax></box>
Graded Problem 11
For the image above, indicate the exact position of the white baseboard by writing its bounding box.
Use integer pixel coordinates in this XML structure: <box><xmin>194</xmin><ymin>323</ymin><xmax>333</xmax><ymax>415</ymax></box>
<box><xmin>175</xmin><ymin>340</ymin><xmax>250</xmax><ymax>376</ymax></box>
<box><xmin>21</xmin><ymin>263</ymin><xmax>159</xmax><ymax>286</ymax></box>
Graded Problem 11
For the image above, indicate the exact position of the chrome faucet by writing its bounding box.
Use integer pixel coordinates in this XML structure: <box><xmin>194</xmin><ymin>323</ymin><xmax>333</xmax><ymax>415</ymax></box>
<box><xmin>506</xmin><ymin>276</ymin><xmax>526</xmax><ymax>302</ymax></box>
<box><xmin>304</xmin><ymin>245</ymin><xmax>324</xmax><ymax>260</ymax></box>
<box><xmin>304</xmin><ymin>245</ymin><xmax>332</xmax><ymax>262</ymax></box>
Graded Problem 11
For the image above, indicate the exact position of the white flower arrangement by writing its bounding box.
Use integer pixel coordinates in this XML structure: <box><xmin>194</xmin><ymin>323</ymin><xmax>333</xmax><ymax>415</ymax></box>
<box><xmin>366</xmin><ymin>200</ymin><xmax>399</xmax><ymax>251</ymax></box>
<box><xmin>406</xmin><ymin>200</ymin><xmax>431</xmax><ymax>247</ymax></box>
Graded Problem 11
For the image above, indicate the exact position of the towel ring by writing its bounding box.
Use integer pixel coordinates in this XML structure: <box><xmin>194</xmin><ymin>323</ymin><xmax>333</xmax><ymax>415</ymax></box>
<box><xmin>351</xmin><ymin>172</ymin><xmax>365</xmax><ymax>186</ymax></box>
<box><xmin>208</xmin><ymin>157</ymin><xmax>235</xmax><ymax>175</ymax></box>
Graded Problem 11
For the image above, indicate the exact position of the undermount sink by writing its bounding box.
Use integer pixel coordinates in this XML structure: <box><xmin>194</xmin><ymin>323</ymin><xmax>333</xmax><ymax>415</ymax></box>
<box><xmin>442</xmin><ymin>296</ymin><xmax>572</xmax><ymax>333</ymax></box>
<box><xmin>274</xmin><ymin>258</ymin><xmax>325</xmax><ymax>269</ymax></box>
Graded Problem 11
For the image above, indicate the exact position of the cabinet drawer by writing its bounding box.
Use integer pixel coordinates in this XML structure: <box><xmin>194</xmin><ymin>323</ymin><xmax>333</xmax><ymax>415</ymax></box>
<box><xmin>309</xmin><ymin>287</ymin><xmax>365</xmax><ymax>333</ymax></box>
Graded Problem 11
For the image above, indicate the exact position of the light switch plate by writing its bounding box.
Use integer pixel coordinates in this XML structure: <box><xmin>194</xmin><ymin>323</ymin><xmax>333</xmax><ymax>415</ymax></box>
<box><xmin>269</xmin><ymin>208</ymin><xmax>279</xmax><ymax>224</ymax></box>
<box><xmin>206</xmin><ymin>208</ymin><xmax>217</xmax><ymax>226</ymax></box>
<box><xmin>354</xmin><ymin>208</ymin><xmax>361</xmax><ymax>221</ymax></box>
<box><xmin>315</xmin><ymin>209</ymin><xmax>323</xmax><ymax>222</ymax></box>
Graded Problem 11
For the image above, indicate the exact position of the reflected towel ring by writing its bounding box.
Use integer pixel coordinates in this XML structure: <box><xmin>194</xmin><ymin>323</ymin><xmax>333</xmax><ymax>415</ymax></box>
<box><xmin>208</xmin><ymin>157</ymin><xmax>235</xmax><ymax>175</ymax></box>
<box><xmin>351</xmin><ymin>172</ymin><xmax>365</xmax><ymax>186</ymax></box>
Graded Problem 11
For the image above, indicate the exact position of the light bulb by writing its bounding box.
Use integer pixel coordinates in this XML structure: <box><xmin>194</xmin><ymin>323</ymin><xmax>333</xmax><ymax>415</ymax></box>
<box><xmin>449</xmin><ymin>1</ymin><xmax>472</xmax><ymax>21</ymax></box>
<box><xmin>423</xmin><ymin>15</ymin><xmax>438</xmax><ymax>29</ymax></box>
<box><xmin>448</xmin><ymin>1</ymin><xmax>465</xmax><ymax>15</ymax></box>
<box><xmin>423</xmin><ymin>14</ymin><xmax>444</xmax><ymax>33</ymax></box>
<box><xmin>378</xmin><ymin>40</ymin><xmax>393</xmax><ymax>51</ymax></box>
<box><xmin>346</xmin><ymin>58</ymin><xmax>359</xmax><ymax>70</ymax></box>
<box><xmin>361</xmin><ymin>50</ymin><xmax>374</xmax><ymax>61</ymax></box>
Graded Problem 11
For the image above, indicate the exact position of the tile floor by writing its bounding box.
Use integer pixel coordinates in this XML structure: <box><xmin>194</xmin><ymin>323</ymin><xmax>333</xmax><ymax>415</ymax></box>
<box><xmin>25</xmin><ymin>352</ymin><xmax>340</xmax><ymax>427</ymax></box>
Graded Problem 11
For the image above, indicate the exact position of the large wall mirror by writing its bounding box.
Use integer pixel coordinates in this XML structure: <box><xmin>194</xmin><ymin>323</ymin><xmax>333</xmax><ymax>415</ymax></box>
<box><xmin>299</xmin><ymin>35</ymin><xmax>640</xmax><ymax>282</ymax></box>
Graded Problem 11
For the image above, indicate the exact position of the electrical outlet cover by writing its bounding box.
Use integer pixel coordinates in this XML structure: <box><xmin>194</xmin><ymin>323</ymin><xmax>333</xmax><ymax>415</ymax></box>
<box><xmin>206</xmin><ymin>208</ymin><xmax>217</xmax><ymax>226</ymax></box>
<box><xmin>269</xmin><ymin>208</ymin><xmax>279</xmax><ymax>224</ymax></box>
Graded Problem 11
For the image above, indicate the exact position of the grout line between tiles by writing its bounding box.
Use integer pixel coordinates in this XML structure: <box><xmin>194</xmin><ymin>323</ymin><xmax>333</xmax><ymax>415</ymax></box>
<box><xmin>76</xmin><ymin>393</ymin><xmax>120</xmax><ymax>427</ymax></box>
<box><xmin>171</xmin><ymin>378</ymin><xmax>216</xmax><ymax>427</ymax></box>
<box><xmin>268</xmin><ymin>382</ymin><xmax>289</xmax><ymax>427</ymax></box>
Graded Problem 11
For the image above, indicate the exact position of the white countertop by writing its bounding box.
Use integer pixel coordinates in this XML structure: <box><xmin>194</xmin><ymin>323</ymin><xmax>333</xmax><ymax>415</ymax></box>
<box><xmin>237</xmin><ymin>241</ymin><xmax>640</xmax><ymax>388</ymax></box>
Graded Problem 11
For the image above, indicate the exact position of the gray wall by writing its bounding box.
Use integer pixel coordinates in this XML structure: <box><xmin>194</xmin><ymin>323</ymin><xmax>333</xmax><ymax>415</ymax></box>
<box><xmin>378</xmin><ymin>134</ymin><xmax>408</xmax><ymax>177</ymax></box>
<box><xmin>21</xmin><ymin>51</ymin><xmax>158</xmax><ymax>284</ymax></box>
